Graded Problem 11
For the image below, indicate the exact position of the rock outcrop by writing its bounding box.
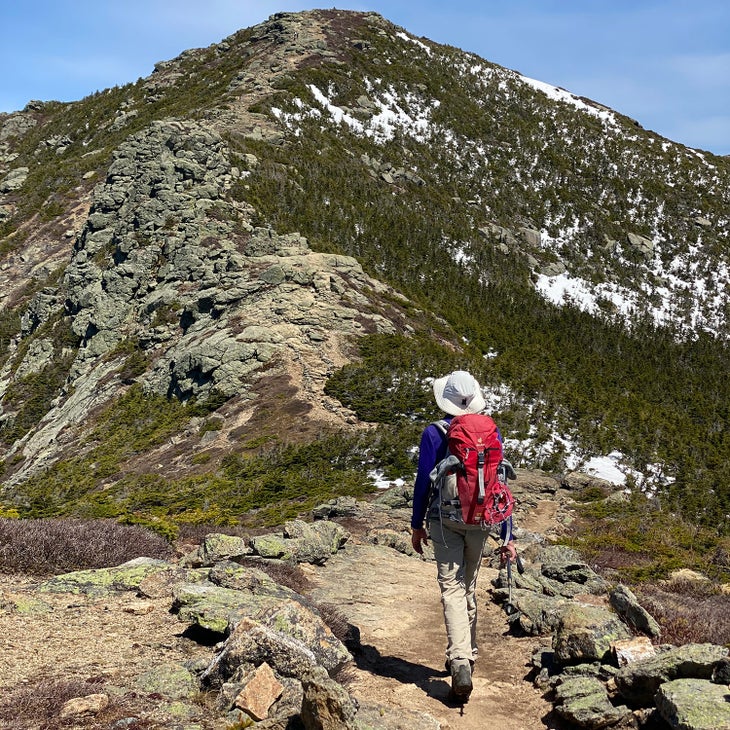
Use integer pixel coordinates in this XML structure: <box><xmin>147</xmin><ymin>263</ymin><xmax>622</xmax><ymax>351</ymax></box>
<box><xmin>1</xmin><ymin>116</ymin><xmax>409</xmax><ymax>486</ymax></box>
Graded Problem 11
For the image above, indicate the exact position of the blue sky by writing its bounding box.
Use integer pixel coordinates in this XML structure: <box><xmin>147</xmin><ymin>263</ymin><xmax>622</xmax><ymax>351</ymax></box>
<box><xmin>1</xmin><ymin>1</ymin><xmax>728</xmax><ymax>155</ymax></box>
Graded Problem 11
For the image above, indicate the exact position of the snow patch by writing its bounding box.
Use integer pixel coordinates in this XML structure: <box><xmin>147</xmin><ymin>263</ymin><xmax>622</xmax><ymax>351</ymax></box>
<box><xmin>517</xmin><ymin>74</ymin><xmax>618</xmax><ymax>126</ymax></box>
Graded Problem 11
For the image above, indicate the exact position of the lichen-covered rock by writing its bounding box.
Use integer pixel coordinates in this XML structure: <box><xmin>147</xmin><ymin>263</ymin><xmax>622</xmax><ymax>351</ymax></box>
<box><xmin>135</xmin><ymin>663</ymin><xmax>199</xmax><ymax>700</ymax></box>
<box><xmin>181</xmin><ymin>532</ymin><xmax>252</xmax><ymax>567</ymax></box>
<box><xmin>609</xmin><ymin>584</ymin><xmax>661</xmax><ymax>639</ymax></box>
<box><xmin>256</xmin><ymin>599</ymin><xmax>351</xmax><ymax>673</ymax></box>
<box><xmin>171</xmin><ymin>581</ymin><xmax>281</xmax><ymax>634</ymax></box>
<box><xmin>553</xmin><ymin>603</ymin><xmax>632</xmax><ymax>665</ymax></box>
<box><xmin>202</xmin><ymin>616</ymin><xmax>319</xmax><ymax>686</ymax></box>
<box><xmin>538</xmin><ymin>549</ymin><xmax>609</xmax><ymax>597</ymax></box>
<box><xmin>501</xmin><ymin>588</ymin><xmax>569</xmax><ymax>636</ymax></box>
<box><xmin>615</xmin><ymin>643</ymin><xmax>730</xmax><ymax>706</ymax></box>
<box><xmin>367</xmin><ymin>527</ymin><xmax>416</xmax><ymax>556</ymax></box>
<box><xmin>207</xmin><ymin>561</ymin><xmax>297</xmax><ymax>601</ymax></box>
<box><xmin>554</xmin><ymin>676</ymin><xmax>633</xmax><ymax>729</ymax></box>
<box><xmin>38</xmin><ymin>557</ymin><xmax>173</xmax><ymax>596</ymax></box>
<box><xmin>251</xmin><ymin>534</ymin><xmax>296</xmax><ymax>562</ymax></box>
<box><xmin>251</xmin><ymin>520</ymin><xmax>349</xmax><ymax>565</ymax></box>
<box><xmin>655</xmin><ymin>678</ymin><xmax>730</xmax><ymax>730</ymax></box>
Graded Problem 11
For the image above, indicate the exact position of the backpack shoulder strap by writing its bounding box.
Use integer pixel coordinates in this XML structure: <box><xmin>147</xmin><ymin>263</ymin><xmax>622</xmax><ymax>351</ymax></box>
<box><xmin>431</xmin><ymin>419</ymin><xmax>449</xmax><ymax>436</ymax></box>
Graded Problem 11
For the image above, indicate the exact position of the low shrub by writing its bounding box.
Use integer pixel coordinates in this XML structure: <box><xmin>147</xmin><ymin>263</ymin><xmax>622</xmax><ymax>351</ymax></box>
<box><xmin>0</xmin><ymin>518</ymin><xmax>173</xmax><ymax>575</ymax></box>
<box><xmin>637</xmin><ymin>583</ymin><xmax>730</xmax><ymax>646</ymax></box>
<box><xmin>0</xmin><ymin>676</ymin><xmax>155</xmax><ymax>729</ymax></box>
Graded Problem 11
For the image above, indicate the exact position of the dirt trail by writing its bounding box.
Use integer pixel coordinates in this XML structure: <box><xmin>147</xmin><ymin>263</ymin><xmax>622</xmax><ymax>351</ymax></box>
<box><xmin>305</xmin><ymin>511</ymin><xmax>558</xmax><ymax>730</ymax></box>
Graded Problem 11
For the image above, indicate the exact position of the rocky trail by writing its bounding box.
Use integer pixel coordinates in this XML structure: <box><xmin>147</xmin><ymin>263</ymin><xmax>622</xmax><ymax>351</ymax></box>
<box><xmin>306</xmin><ymin>541</ymin><xmax>553</xmax><ymax>730</ymax></box>
<box><xmin>1</xmin><ymin>477</ymin><xmax>727</xmax><ymax>729</ymax></box>
<box><xmin>0</xmin><ymin>483</ymin><xmax>564</xmax><ymax>729</ymax></box>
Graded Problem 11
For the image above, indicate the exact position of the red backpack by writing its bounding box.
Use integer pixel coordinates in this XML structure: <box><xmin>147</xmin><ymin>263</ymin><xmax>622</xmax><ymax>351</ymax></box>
<box><xmin>432</xmin><ymin>413</ymin><xmax>514</xmax><ymax>525</ymax></box>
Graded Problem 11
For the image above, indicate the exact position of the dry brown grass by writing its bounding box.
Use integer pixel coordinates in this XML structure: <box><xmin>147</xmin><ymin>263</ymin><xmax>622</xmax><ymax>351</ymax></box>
<box><xmin>0</xmin><ymin>677</ymin><xmax>156</xmax><ymax>730</ymax></box>
<box><xmin>0</xmin><ymin>518</ymin><xmax>173</xmax><ymax>575</ymax></box>
<box><xmin>637</xmin><ymin>580</ymin><xmax>730</xmax><ymax>646</ymax></box>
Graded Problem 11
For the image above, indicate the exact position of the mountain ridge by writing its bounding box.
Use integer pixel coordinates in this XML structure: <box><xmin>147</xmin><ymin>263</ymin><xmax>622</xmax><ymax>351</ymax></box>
<box><xmin>0</xmin><ymin>9</ymin><xmax>728</xmax><ymax>540</ymax></box>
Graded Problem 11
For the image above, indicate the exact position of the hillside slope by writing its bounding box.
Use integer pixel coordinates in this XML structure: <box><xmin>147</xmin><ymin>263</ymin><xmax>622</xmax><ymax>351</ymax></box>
<box><xmin>0</xmin><ymin>9</ymin><xmax>728</xmax><ymax>533</ymax></box>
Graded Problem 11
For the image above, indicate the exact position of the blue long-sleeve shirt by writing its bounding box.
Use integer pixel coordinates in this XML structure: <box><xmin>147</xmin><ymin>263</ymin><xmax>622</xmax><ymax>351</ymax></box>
<box><xmin>410</xmin><ymin>418</ymin><xmax>513</xmax><ymax>542</ymax></box>
<box><xmin>411</xmin><ymin>419</ymin><xmax>451</xmax><ymax>529</ymax></box>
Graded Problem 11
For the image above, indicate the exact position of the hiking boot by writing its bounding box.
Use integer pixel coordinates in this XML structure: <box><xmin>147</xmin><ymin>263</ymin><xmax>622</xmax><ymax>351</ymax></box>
<box><xmin>445</xmin><ymin>658</ymin><xmax>475</xmax><ymax>673</ymax></box>
<box><xmin>450</xmin><ymin>661</ymin><xmax>473</xmax><ymax>700</ymax></box>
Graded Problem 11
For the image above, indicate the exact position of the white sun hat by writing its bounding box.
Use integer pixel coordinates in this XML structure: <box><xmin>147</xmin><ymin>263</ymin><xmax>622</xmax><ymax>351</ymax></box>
<box><xmin>433</xmin><ymin>370</ymin><xmax>486</xmax><ymax>416</ymax></box>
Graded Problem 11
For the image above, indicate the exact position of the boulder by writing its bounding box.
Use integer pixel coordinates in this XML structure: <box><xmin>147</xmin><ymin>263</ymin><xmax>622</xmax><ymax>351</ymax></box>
<box><xmin>609</xmin><ymin>585</ymin><xmax>661</xmax><ymax>639</ymax></box>
<box><xmin>171</xmin><ymin>581</ymin><xmax>280</xmax><ymax>634</ymax></box>
<box><xmin>367</xmin><ymin>528</ymin><xmax>416</xmax><ymax>556</ymax></box>
<box><xmin>626</xmin><ymin>232</ymin><xmax>654</xmax><ymax>259</ymax></box>
<box><xmin>206</xmin><ymin>561</ymin><xmax>298</xmax><ymax>601</ymax></box>
<box><xmin>612</xmin><ymin>637</ymin><xmax>657</xmax><ymax>667</ymax></box>
<box><xmin>202</xmin><ymin>616</ymin><xmax>319</xmax><ymax>686</ymax></box>
<box><xmin>254</xmin><ymin>599</ymin><xmax>351</xmax><ymax>673</ymax></box>
<box><xmin>615</xmin><ymin>643</ymin><xmax>729</xmax><ymax>705</ymax></box>
<box><xmin>233</xmin><ymin>662</ymin><xmax>284</xmax><ymax>721</ymax></box>
<box><xmin>180</xmin><ymin>532</ymin><xmax>252</xmax><ymax>567</ymax></box>
<box><xmin>38</xmin><ymin>558</ymin><xmax>173</xmax><ymax>597</ymax></box>
<box><xmin>503</xmin><ymin>588</ymin><xmax>569</xmax><ymax>636</ymax></box>
<box><xmin>553</xmin><ymin>603</ymin><xmax>632</xmax><ymax>664</ymax></box>
<box><xmin>0</xmin><ymin>166</ymin><xmax>29</xmax><ymax>192</ymax></box>
<box><xmin>655</xmin><ymin>678</ymin><xmax>730</xmax><ymax>730</ymax></box>
<box><xmin>554</xmin><ymin>676</ymin><xmax>633</xmax><ymax>729</ymax></box>
<box><xmin>300</xmin><ymin>666</ymin><xmax>358</xmax><ymax>730</ymax></box>
<box><xmin>251</xmin><ymin>520</ymin><xmax>349</xmax><ymax>565</ymax></box>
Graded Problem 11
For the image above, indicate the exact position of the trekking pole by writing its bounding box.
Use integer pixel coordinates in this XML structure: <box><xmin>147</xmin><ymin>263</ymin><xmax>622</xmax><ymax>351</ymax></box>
<box><xmin>503</xmin><ymin>556</ymin><xmax>518</xmax><ymax>618</ymax></box>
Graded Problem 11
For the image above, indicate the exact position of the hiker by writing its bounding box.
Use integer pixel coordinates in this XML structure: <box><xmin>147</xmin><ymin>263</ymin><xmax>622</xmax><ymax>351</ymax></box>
<box><xmin>410</xmin><ymin>370</ymin><xmax>516</xmax><ymax>700</ymax></box>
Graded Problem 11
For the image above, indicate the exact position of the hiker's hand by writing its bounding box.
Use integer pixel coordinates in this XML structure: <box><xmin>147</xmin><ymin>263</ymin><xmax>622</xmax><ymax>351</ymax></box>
<box><xmin>499</xmin><ymin>540</ymin><xmax>517</xmax><ymax>565</ymax></box>
<box><xmin>412</xmin><ymin>528</ymin><xmax>429</xmax><ymax>555</ymax></box>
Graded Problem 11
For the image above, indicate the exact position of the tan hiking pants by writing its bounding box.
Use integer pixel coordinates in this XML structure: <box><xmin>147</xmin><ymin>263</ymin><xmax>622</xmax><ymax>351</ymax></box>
<box><xmin>428</xmin><ymin>518</ymin><xmax>487</xmax><ymax>664</ymax></box>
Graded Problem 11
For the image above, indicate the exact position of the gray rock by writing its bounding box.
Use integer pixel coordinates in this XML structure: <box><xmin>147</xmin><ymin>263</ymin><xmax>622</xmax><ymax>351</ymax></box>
<box><xmin>500</xmin><ymin>587</ymin><xmax>569</xmax><ymax>636</ymax></box>
<box><xmin>366</xmin><ymin>528</ymin><xmax>416</xmax><ymax>556</ymax></box>
<box><xmin>0</xmin><ymin>166</ymin><xmax>29</xmax><ymax>192</ymax></box>
<box><xmin>14</xmin><ymin>338</ymin><xmax>55</xmax><ymax>378</ymax></box>
<box><xmin>202</xmin><ymin>616</ymin><xmax>319</xmax><ymax>685</ymax></box>
<box><xmin>615</xmin><ymin>643</ymin><xmax>730</xmax><ymax>706</ymax></box>
<box><xmin>554</xmin><ymin>676</ymin><xmax>633</xmax><ymax>730</ymax></box>
<box><xmin>251</xmin><ymin>520</ymin><xmax>349</xmax><ymax>565</ymax></box>
<box><xmin>553</xmin><ymin>603</ymin><xmax>632</xmax><ymax>664</ymax></box>
<box><xmin>626</xmin><ymin>232</ymin><xmax>654</xmax><ymax>259</ymax></box>
<box><xmin>300</xmin><ymin>666</ymin><xmax>357</xmax><ymax>730</ymax></box>
<box><xmin>655</xmin><ymin>678</ymin><xmax>730</xmax><ymax>730</ymax></box>
<box><xmin>541</xmin><ymin>562</ymin><xmax>609</xmax><ymax>597</ymax></box>
<box><xmin>372</xmin><ymin>485</ymin><xmax>412</xmax><ymax>509</ymax></box>
<box><xmin>562</xmin><ymin>472</ymin><xmax>617</xmax><ymax>492</ymax></box>
<box><xmin>354</xmin><ymin>702</ymin><xmax>441</xmax><ymax>729</ymax></box>
<box><xmin>519</xmin><ymin>227</ymin><xmax>542</xmax><ymax>247</ymax></box>
<box><xmin>255</xmin><ymin>599</ymin><xmax>351</xmax><ymax>673</ymax></box>
<box><xmin>180</xmin><ymin>532</ymin><xmax>252</xmax><ymax>568</ymax></box>
<box><xmin>609</xmin><ymin>585</ymin><xmax>661</xmax><ymax>639</ymax></box>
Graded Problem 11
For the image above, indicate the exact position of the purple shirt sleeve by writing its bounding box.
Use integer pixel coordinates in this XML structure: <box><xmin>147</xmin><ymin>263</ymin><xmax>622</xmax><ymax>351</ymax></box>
<box><xmin>410</xmin><ymin>421</ymin><xmax>449</xmax><ymax>529</ymax></box>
